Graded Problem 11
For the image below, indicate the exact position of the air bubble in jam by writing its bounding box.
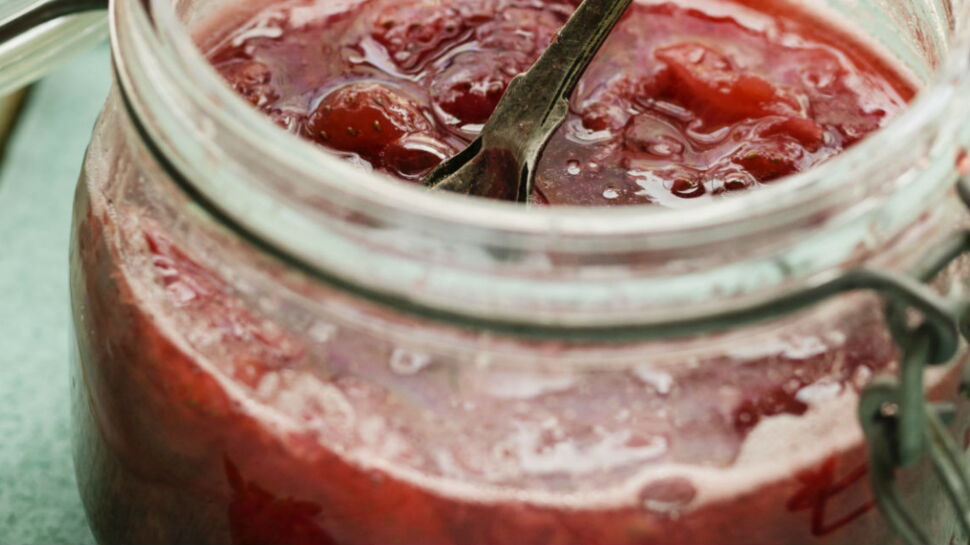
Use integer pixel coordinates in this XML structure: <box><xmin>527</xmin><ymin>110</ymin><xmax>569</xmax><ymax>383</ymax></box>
<box><xmin>639</xmin><ymin>477</ymin><xmax>699</xmax><ymax>517</ymax></box>
<box><xmin>633</xmin><ymin>365</ymin><xmax>674</xmax><ymax>395</ymax></box>
<box><xmin>307</xmin><ymin>321</ymin><xmax>337</xmax><ymax>344</ymax></box>
<box><xmin>389</xmin><ymin>348</ymin><xmax>433</xmax><ymax>375</ymax></box>
<box><xmin>566</xmin><ymin>160</ymin><xmax>582</xmax><ymax>175</ymax></box>
<box><xmin>670</xmin><ymin>177</ymin><xmax>706</xmax><ymax>199</ymax></box>
<box><xmin>210</xmin><ymin>0</ymin><xmax>912</xmax><ymax>207</ymax></box>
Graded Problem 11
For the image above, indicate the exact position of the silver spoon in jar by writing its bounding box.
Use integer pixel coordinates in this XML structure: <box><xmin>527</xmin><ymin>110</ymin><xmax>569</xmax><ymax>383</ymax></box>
<box><xmin>0</xmin><ymin>0</ymin><xmax>107</xmax><ymax>44</ymax></box>
<box><xmin>420</xmin><ymin>0</ymin><xmax>633</xmax><ymax>203</ymax></box>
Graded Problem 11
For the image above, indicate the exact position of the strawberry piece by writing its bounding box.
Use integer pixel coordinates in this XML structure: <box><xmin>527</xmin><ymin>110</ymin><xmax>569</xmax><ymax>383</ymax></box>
<box><xmin>653</xmin><ymin>44</ymin><xmax>814</xmax><ymax>131</ymax></box>
<box><xmin>305</xmin><ymin>82</ymin><xmax>431</xmax><ymax>164</ymax></box>
<box><xmin>731</xmin><ymin>139</ymin><xmax>805</xmax><ymax>181</ymax></box>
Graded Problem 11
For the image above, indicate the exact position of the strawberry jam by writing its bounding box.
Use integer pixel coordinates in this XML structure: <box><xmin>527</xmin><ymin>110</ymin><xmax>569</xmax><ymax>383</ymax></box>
<box><xmin>209</xmin><ymin>0</ymin><xmax>912</xmax><ymax>205</ymax></box>
<box><xmin>70</xmin><ymin>1</ymin><xmax>969</xmax><ymax>545</ymax></box>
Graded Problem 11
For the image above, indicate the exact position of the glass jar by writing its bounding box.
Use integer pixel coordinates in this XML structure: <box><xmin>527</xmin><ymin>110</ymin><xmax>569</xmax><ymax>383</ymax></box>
<box><xmin>54</xmin><ymin>0</ymin><xmax>970</xmax><ymax>543</ymax></box>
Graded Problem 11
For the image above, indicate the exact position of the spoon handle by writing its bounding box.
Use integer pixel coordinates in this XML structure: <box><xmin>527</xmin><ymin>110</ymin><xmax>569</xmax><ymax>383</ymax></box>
<box><xmin>422</xmin><ymin>0</ymin><xmax>633</xmax><ymax>202</ymax></box>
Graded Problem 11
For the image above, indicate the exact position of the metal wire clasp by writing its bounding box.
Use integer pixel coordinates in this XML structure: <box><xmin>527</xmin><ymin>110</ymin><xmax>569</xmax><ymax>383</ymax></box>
<box><xmin>858</xmin><ymin>177</ymin><xmax>970</xmax><ymax>544</ymax></box>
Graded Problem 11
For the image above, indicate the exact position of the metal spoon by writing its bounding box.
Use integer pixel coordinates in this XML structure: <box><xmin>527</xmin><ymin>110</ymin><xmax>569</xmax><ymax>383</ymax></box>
<box><xmin>421</xmin><ymin>0</ymin><xmax>633</xmax><ymax>202</ymax></box>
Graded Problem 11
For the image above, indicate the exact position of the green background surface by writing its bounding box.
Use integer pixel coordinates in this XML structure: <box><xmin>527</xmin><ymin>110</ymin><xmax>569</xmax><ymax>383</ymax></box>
<box><xmin>0</xmin><ymin>44</ymin><xmax>110</xmax><ymax>545</ymax></box>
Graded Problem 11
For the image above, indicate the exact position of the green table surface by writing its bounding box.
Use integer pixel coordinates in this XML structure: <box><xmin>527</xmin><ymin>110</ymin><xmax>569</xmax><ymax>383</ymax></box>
<box><xmin>0</xmin><ymin>44</ymin><xmax>110</xmax><ymax>545</ymax></box>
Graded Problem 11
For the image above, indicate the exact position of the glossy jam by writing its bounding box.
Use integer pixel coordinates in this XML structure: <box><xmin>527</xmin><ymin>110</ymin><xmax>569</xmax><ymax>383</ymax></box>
<box><xmin>209</xmin><ymin>0</ymin><xmax>912</xmax><ymax>206</ymax></box>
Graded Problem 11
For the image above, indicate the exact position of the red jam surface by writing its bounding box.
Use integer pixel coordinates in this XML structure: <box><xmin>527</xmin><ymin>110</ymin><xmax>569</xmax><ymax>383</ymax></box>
<box><xmin>209</xmin><ymin>0</ymin><xmax>912</xmax><ymax>206</ymax></box>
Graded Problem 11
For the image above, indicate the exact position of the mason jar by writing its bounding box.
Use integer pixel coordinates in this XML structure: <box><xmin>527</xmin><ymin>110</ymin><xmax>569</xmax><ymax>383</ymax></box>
<box><xmin>6</xmin><ymin>0</ymin><xmax>970</xmax><ymax>543</ymax></box>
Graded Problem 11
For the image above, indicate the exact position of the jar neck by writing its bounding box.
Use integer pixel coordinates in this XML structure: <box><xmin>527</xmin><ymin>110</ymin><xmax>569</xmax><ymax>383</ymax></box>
<box><xmin>110</xmin><ymin>0</ymin><xmax>970</xmax><ymax>335</ymax></box>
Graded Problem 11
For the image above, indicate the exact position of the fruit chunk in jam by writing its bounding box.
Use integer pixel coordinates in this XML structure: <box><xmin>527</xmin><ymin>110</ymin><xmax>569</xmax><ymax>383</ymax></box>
<box><xmin>209</xmin><ymin>0</ymin><xmax>911</xmax><ymax>205</ymax></box>
<box><xmin>303</xmin><ymin>81</ymin><xmax>450</xmax><ymax>174</ymax></box>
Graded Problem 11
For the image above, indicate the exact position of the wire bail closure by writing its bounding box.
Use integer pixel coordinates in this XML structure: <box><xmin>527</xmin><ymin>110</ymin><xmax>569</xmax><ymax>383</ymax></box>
<box><xmin>857</xmin><ymin>176</ymin><xmax>970</xmax><ymax>544</ymax></box>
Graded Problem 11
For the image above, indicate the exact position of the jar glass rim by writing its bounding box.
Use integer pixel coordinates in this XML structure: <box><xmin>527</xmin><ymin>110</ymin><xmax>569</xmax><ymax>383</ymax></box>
<box><xmin>130</xmin><ymin>0</ymin><xmax>970</xmax><ymax>242</ymax></box>
<box><xmin>104</xmin><ymin>0</ymin><xmax>970</xmax><ymax>333</ymax></box>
